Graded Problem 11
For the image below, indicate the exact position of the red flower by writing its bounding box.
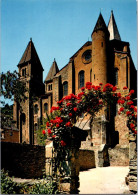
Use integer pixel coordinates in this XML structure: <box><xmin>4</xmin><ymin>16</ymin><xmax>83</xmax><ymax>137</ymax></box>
<box><xmin>130</xmin><ymin>90</ymin><xmax>134</xmax><ymax>94</ymax></box>
<box><xmin>57</xmin><ymin>100</ymin><xmax>63</xmax><ymax>104</ymax></box>
<box><xmin>120</xmin><ymin>107</ymin><xmax>124</xmax><ymax>112</ymax></box>
<box><xmin>48</xmin><ymin>129</ymin><xmax>52</xmax><ymax>134</ymax></box>
<box><xmin>56</xmin><ymin>124</ymin><xmax>60</xmax><ymax>128</ymax></box>
<box><xmin>92</xmin><ymin>85</ymin><xmax>95</xmax><ymax>89</ymax></box>
<box><xmin>126</xmin><ymin>111</ymin><xmax>131</xmax><ymax>116</ymax></box>
<box><xmin>42</xmin><ymin>130</ymin><xmax>46</xmax><ymax>135</ymax></box>
<box><xmin>95</xmin><ymin>86</ymin><xmax>101</xmax><ymax>91</ymax></box>
<box><xmin>130</xmin><ymin>123</ymin><xmax>135</xmax><ymax>129</ymax></box>
<box><xmin>112</xmin><ymin>86</ymin><xmax>117</xmax><ymax>92</ymax></box>
<box><xmin>66</xmin><ymin>122</ymin><xmax>72</xmax><ymax>127</ymax></box>
<box><xmin>86</xmin><ymin>82</ymin><xmax>92</xmax><ymax>90</ymax></box>
<box><xmin>117</xmin><ymin>93</ymin><xmax>121</xmax><ymax>98</ymax></box>
<box><xmin>69</xmin><ymin>113</ymin><xmax>72</xmax><ymax>117</ymax></box>
<box><xmin>134</xmin><ymin>107</ymin><xmax>137</xmax><ymax>112</ymax></box>
<box><xmin>123</xmin><ymin>86</ymin><xmax>128</xmax><ymax>90</ymax></box>
<box><xmin>126</xmin><ymin>96</ymin><xmax>130</xmax><ymax>100</ymax></box>
<box><xmin>46</xmin><ymin>122</ymin><xmax>50</xmax><ymax>127</ymax></box>
<box><xmin>81</xmin><ymin>87</ymin><xmax>85</xmax><ymax>91</ymax></box>
<box><xmin>134</xmin><ymin>130</ymin><xmax>137</xmax><ymax>135</ymax></box>
<box><xmin>127</xmin><ymin>101</ymin><xmax>133</xmax><ymax>105</ymax></box>
<box><xmin>73</xmin><ymin>107</ymin><xmax>78</xmax><ymax>112</ymax></box>
<box><xmin>78</xmin><ymin>92</ymin><xmax>84</xmax><ymax>99</ymax></box>
<box><xmin>103</xmin><ymin>87</ymin><xmax>106</xmax><ymax>92</ymax></box>
<box><xmin>130</xmin><ymin>105</ymin><xmax>135</xmax><ymax>109</ymax></box>
<box><xmin>61</xmin><ymin>140</ymin><xmax>66</xmax><ymax>146</ymax></box>
<box><xmin>52</xmin><ymin>135</ymin><xmax>56</xmax><ymax>139</ymax></box>
<box><xmin>67</xmin><ymin>103</ymin><xmax>72</xmax><ymax>107</ymax></box>
<box><xmin>99</xmin><ymin>83</ymin><xmax>103</xmax><ymax>86</ymax></box>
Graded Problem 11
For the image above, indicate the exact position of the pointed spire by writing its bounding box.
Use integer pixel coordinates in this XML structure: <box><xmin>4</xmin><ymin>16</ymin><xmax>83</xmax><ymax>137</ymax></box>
<box><xmin>108</xmin><ymin>10</ymin><xmax>121</xmax><ymax>40</ymax></box>
<box><xmin>18</xmin><ymin>39</ymin><xmax>44</xmax><ymax>70</ymax></box>
<box><xmin>92</xmin><ymin>13</ymin><xmax>109</xmax><ymax>36</ymax></box>
<box><xmin>45</xmin><ymin>59</ymin><xmax>59</xmax><ymax>82</ymax></box>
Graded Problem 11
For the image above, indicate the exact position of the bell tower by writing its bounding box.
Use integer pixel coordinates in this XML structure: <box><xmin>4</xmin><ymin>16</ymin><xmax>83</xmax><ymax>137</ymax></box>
<box><xmin>14</xmin><ymin>38</ymin><xmax>44</xmax><ymax>144</ymax></box>
<box><xmin>91</xmin><ymin>13</ymin><xmax>109</xmax><ymax>86</ymax></box>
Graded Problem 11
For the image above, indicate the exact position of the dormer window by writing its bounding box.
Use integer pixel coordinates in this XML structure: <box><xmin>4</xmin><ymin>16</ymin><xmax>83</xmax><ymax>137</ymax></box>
<box><xmin>22</xmin><ymin>68</ymin><xmax>26</xmax><ymax>76</ymax></box>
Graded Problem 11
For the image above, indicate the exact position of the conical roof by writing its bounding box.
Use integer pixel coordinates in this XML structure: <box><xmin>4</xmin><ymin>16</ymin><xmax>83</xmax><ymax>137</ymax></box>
<box><xmin>45</xmin><ymin>59</ymin><xmax>59</xmax><ymax>82</ymax></box>
<box><xmin>108</xmin><ymin>10</ymin><xmax>121</xmax><ymax>40</ymax></box>
<box><xmin>18</xmin><ymin>38</ymin><xmax>44</xmax><ymax>70</ymax></box>
<box><xmin>92</xmin><ymin>13</ymin><xmax>109</xmax><ymax>35</ymax></box>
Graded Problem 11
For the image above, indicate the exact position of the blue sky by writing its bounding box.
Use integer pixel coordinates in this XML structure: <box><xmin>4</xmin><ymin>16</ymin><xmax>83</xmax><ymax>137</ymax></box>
<box><xmin>1</xmin><ymin>0</ymin><xmax>137</xmax><ymax>82</ymax></box>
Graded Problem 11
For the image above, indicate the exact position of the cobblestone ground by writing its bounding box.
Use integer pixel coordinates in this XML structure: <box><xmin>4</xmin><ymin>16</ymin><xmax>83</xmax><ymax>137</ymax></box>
<box><xmin>79</xmin><ymin>166</ymin><xmax>130</xmax><ymax>194</ymax></box>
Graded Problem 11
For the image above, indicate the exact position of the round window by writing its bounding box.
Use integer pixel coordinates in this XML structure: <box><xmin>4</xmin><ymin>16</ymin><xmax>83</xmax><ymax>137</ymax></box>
<box><xmin>82</xmin><ymin>50</ymin><xmax>92</xmax><ymax>64</ymax></box>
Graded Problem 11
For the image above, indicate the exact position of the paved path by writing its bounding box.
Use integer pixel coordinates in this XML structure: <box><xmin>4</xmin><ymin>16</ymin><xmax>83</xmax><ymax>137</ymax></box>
<box><xmin>79</xmin><ymin>166</ymin><xmax>130</xmax><ymax>194</ymax></box>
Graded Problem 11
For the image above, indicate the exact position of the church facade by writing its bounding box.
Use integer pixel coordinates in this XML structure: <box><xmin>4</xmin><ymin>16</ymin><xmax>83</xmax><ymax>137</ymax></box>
<box><xmin>13</xmin><ymin>11</ymin><xmax>137</xmax><ymax>145</ymax></box>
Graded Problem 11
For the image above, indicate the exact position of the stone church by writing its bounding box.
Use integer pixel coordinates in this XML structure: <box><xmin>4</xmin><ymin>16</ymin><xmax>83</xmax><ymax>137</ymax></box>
<box><xmin>13</xmin><ymin>11</ymin><xmax>137</xmax><ymax>145</ymax></box>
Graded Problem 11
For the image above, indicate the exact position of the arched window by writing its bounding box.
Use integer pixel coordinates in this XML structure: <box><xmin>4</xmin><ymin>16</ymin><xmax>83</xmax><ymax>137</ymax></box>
<box><xmin>44</xmin><ymin>103</ymin><xmax>48</xmax><ymax>113</ymax></box>
<box><xmin>90</xmin><ymin>69</ymin><xmax>92</xmax><ymax>83</ymax></box>
<box><xmin>21</xmin><ymin>113</ymin><xmax>26</xmax><ymax>125</ymax></box>
<box><xmin>34</xmin><ymin>123</ymin><xmax>38</xmax><ymax>131</ymax></box>
<box><xmin>34</xmin><ymin>104</ymin><xmax>38</xmax><ymax>114</ymax></box>
<box><xmin>115</xmin><ymin>69</ymin><xmax>118</xmax><ymax>85</ymax></box>
<box><xmin>78</xmin><ymin>70</ymin><xmax>85</xmax><ymax>88</ymax></box>
<box><xmin>63</xmin><ymin>81</ymin><xmax>68</xmax><ymax>96</ymax></box>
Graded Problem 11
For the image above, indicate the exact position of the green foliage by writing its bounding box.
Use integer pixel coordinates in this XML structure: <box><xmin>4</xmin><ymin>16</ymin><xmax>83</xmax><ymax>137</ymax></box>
<box><xmin>1</xmin><ymin>104</ymin><xmax>13</xmax><ymax>127</ymax></box>
<box><xmin>26</xmin><ymin>178</ymin><xmax>58</xmax><ymax>194</ymax></box>
<box><xmin>1</xmin><ymin>71</ymin><xmax>28</xmax><ymax>104</ymax></box>
<box><xmin>1</xmin><ymin>170</ymin><xmax>24</xmax><ymax>194</ymax></box>
<box><xmin>1</xmin><ymin>170</ymin><xmax>59</xmax><ymax>194</ymax></box>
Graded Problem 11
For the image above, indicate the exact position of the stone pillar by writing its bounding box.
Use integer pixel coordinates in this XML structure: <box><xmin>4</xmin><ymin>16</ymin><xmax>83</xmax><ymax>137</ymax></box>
<box><xmin>128</xmin><ymin>133</ymin><xmax>137</xmax><ymax>193</ymax></box>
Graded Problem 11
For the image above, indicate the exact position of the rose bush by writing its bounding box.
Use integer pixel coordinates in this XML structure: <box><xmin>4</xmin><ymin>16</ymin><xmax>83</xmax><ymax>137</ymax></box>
<box><xmin>42</xmin><ymin>82</ymin><xmax>137</xmax><ymax>175</ymax></box>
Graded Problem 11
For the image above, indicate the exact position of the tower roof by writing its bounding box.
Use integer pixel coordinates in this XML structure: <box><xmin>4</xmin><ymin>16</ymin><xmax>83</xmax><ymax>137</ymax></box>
<box><xmin>92</xmin><ymin>13</ymin><xmax>109</xmax><ymax>35</ymax></box>
<box><xmin>45</xmin><ymin>59</ymin><xmax>59</xmax><ymax>82</ymax></box>
<box><xmin>18</xmin><ymin>38</ymin><xmax>44</xmax><ymax>70</ymax></box>
<box><xmin>108</xmin><ymin>10</ymin><xmax>121</xmax><ymax>41</ymax></box>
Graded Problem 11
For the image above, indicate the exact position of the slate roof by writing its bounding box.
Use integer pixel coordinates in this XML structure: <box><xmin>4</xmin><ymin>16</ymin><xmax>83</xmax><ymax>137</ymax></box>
<box><xmin>108</xmin><ymin>10</ymin><xmax>121</xmax><ymax>41</ymax></box>
<box><xmin>18</xmin><ymin>38</ymin><xmax>44</xmax><ymax>70</ymax></box>
<box><xmin>45</xmin><ymin>59</ymin><xmax>59</xmax><ymax>82</ymax></box>
<box><xmin>92</xmin><ymin>13</ymin><xmax>109</xmax><ymax>35</ymax></box>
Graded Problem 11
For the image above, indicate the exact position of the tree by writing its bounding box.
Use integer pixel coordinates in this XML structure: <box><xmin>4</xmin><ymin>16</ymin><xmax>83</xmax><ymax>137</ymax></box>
<box><xmin>1</xmin><ymin>71</ymin><xmax>28</xmax><ymax>127</ymax></box>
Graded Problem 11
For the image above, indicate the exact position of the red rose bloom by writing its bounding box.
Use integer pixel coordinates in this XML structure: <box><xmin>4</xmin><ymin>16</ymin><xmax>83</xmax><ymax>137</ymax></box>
<box><xmin>73</xmin><ymin>107</ymin><xmax>78</xmax><ymax>112</ymax></box>
<box><xmin>61</xmin><ymin>140</ymin><xmax>66</xmax><ymax>146</ymax></box>
<box><xmin>99</xmin><ymin>83</ymin><xmax>103</xmax><ymax>86</ymax></box>
<box><xmin>127</xmin><ymin>101</ymin><xmax>133</xmax><ymax>105</ymax></box>
<box><xmin>117</xmin><ymin>93</ymin><xmax>121</xmax><ymax>98</ymax></box>
<box><xmin>67</xmin><ymin>103</ymin><xmax>72</xmax><ymax>107</ymax></box>
<box><xmin>130</xmin><ymin>90</ymin><xmax>134</xmax><ymax>94</ymax></box>
<box><xmin>66</xmin><ymin>122</ymin><xmax>72</xmax><ymax>127</ymax></box>
<box><xmin>123</xmin><ymin>86</ymin><xmax>128</xmax><ymax>90</ymax></box>
<box><xmin>56</xmin><ymin>124</ymin><xmax>60</xmax><ymax>128</ymax></box>
<box><xmin>126</xmin><ymin>111</ymin><xmax>131</xmax><ymax>116</ymax></box>
<box><xmin>69</xmin><ymin>113</ymin><xmax>72</xmax><ymax>117</ymax></box>
<box><xmin>42</xmin><ymin>130</ymin><xmax>46</xmax><ymax>135</ymax></box>
<box><xmin>120</xmin><ymin>107</ymin><xmax>124</xmax><ymax>112</ymax></box>
<box><xmin>81</xmin><ymin>87</ymin><xmax>85</xmax><ymax>91</ymax></box>
<box><xmin>48</xmin><ymin>129</ymin><xmax>52</xmax><ymax>134</ymax></box>
<box><xmin>46</xmin><ymin>122</ymin><xmax>50</xmax><ymax>127</ymax></box>
<box><xmin>52</xmin><ymin>135</ymin><xmax>56</xmax><ymax>139</ymax></box>
<box><xmin>112</xmin><ymin>86</ymin><xmax>117</xmax><ymax>92</ymax></box>
<box><xmin>126</xmin><ymin>96</ymin><xmax>130</xmax><ymax>100</ymax></box>
<box><xmin>130</xmin><ymin>123</ymin><xmax>135</xmax><ymax>129</ymax></box>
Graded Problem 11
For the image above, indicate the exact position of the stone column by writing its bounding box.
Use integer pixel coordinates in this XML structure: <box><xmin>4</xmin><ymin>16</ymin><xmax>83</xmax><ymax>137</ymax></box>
<box><xmin>128</xmin><ymin>133</ymin><xmax>137</xmax><ymax>193</ymax></box>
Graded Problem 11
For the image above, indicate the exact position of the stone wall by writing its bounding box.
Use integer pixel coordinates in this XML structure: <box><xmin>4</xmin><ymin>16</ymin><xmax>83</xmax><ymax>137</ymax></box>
<box><xmin>78</xmin><ymin>149</ymin><xmax>95</xmax><ymax>170</ymax></box>
<box><xmin>108</xmin><ymin>145</ymin><xmax>129</xmax><ymax>166</ymax></box>
<box><xmin>1</xmin><ymin>142</ymin><xmax>45</xmax><ymax>179</ymax></box>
